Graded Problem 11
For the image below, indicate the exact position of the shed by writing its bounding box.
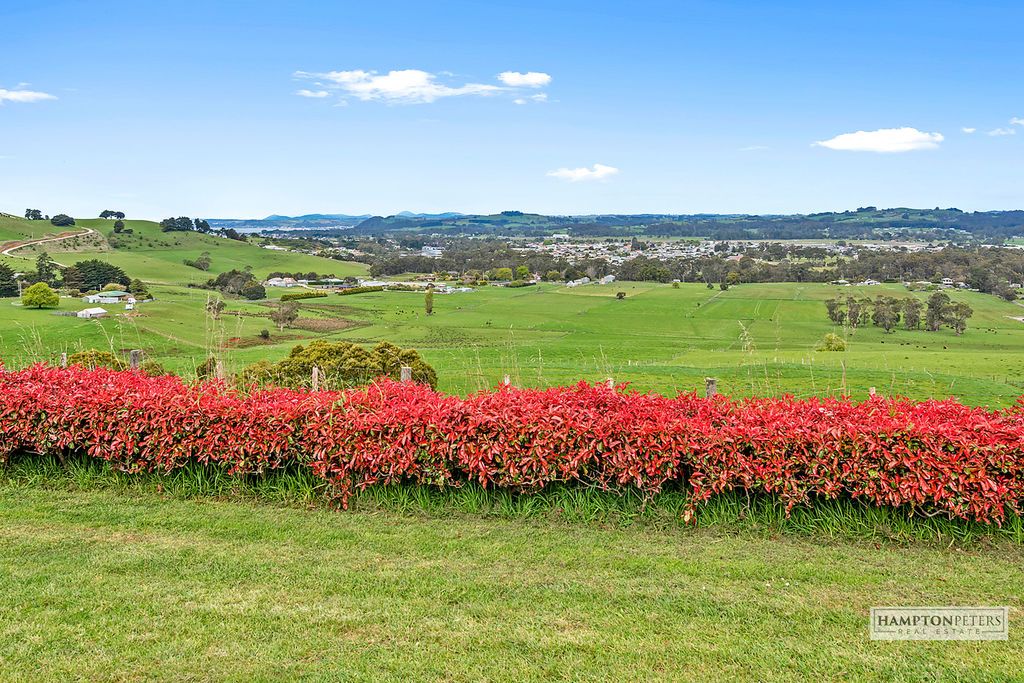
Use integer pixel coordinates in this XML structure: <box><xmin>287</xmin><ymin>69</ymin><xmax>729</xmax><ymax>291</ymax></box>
<box><xmin>77</xmin><ymin>307</ymin><xmax>108</xmax><ymax>319</ymax></box>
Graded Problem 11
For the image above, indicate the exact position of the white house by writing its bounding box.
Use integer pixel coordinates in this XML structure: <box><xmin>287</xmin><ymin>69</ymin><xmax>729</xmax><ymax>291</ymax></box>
<box><xmin>265</xmin><ymin>277</ymin><xmax>300</xmax><ymax>287</ymax></box>
<box><xmin>941</xmin><ymin>277</ymin><xmax>954</xmax><ymax>286</ymax></box>
<box><xmin>77</xmin><ymin>307</ymin><xmax>108</xmax><ymax>319</ymax></box>
<box><xmin>599</xmin><ymin>275</ymin><xmax>616</xmax><ymax>285</ymax></box>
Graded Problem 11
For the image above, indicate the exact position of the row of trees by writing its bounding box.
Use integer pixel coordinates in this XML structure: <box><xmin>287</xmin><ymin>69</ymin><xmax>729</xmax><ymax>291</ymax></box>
<box><xmin>99</xmin><ymin>210</ymin><xmax>126</xmax><ymax>219</ymax></box>
<box><xmin>11</xmin><ymin>252</ymin><xmax>136</xmax><ymax>295</ymax></box>
<box><xmin>824</xmin><ymin>293</ymin><xmax>974</xmax><ymax>335</ymax></box>
<box><xmin>159</xmin><ymin>217</ymin><xmax>212</xmax><ymax>233</ymax></box>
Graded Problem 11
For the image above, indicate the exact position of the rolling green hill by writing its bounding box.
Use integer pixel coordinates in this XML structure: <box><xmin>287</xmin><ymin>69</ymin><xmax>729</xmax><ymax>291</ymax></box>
<box><xmin>0</xmin><ymin>216</ymin><xmax>366</xmax><ymax>284</ymax></box>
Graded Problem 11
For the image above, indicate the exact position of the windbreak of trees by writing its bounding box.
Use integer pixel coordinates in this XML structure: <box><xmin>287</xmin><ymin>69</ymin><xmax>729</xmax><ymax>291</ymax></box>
<box><xmin>99</xmin><ymin>210</ymin><xmax>126</xmax><ymax>219</ymax></box>
<box><xmin>824</xmin><ymin>293</ymin><xmax>973</xmax><ymax>335</ymax></box>
<box><xmin>159</xmin><ymin>217</ymin><xmax>212</xmax><ymax>233</ymax></box>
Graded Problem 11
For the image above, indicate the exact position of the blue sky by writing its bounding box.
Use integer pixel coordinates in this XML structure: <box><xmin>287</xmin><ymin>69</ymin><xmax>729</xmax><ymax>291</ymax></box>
<box><xmin>1</xmin><ymin>0</ymin><xmax>1021</xmax><ymax>219</ymax></box>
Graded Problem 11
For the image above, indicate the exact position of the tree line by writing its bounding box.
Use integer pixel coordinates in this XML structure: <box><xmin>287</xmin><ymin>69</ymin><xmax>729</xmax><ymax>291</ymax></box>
<box><xmin>824</xmin><ymin>292</ymin><xmax>973</xmax><ymax>335</ymax></box>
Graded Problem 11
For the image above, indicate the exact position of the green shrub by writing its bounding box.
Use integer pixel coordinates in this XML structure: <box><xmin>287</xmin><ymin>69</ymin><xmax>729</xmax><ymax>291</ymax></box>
<box><xmin>66</xmin><ymin>349</ymin><xmax>126</xmax><ymax>370</ymax></box>
<box><xmin>338</xmin><ymin>286</ymin><xmax>384</xmax><ymax>296</ymax></box>
<box><xmin>817</xmin><ymin>333</ymin><xmax>847</xmax><ymax>352</ymax></box>
<box><xmin>240</xmin><ymin>340</ymin><xmax>437</xmax><ymax>389</ymax></box>
<box><xmin>280</xmin><ymin>290</ymin><xmax>328</xmax><ymax>302</ymax></box>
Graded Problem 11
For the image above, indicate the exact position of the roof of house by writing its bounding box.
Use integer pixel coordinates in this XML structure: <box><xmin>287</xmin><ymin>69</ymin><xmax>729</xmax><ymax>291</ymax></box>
<box><xmin>97</xmin><ymin>290</ymin><xmax>131</xmax><ymax>297</ymax></box>
<box><xmin>79</xmin><ymin>307</ymin><xmax>108</xmax><ymax>315</ymax></box>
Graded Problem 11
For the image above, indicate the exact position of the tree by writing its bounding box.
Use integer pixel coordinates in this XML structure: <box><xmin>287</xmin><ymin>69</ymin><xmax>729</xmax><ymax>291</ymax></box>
<box><xmin>50</xmin><ymin>214</ymin><xmax>75</xmax><ymax>227</ymax></box>
<box><xmin>205</xmin><ymin>297</ymin><xmax>226</xmax><ymax>320</ymax></box>
<box><xmin>270</xmin><ymin>302</ymin><xmax>299</xmax><ymax>331</ymax></box>
<box><xmin>35</xmin><ymin>252</ymin><xmax>58</xmax><ymax>286</ymax></box>
<box><xmin>545</xmin><ymin>270</ymin><xmax>561</xmax><ymax>281</ymax></box>
<box><xmin>945</xmin><ymin>302</ymin><xmax>973</xmax><ymax>336</ymax></box>
<box><xmin>184</xmin><ymin>252</ymin><xmax>212</xmax><ymax>271</ymax></box>
<box><xmin>128</xmin><ymin>278</ymin><xmax>148</xmax><ymax>295</ymax></box>
<box><xmin>159</xmin><ymin>216</ymin><xmax>195</xmax><ymax>232</ymax></box>
<box><xmin>902</xmin><ymin>298</ymin><xmax>922</xmax><ymax>330</ymax></box>
<box><xmin>872</xmin><ymin>299</ymin><xmax>899</xmax><ymax>333</ymax></box>
<box><xmin>22</xmin><ymin>282</ymin><xmax>59</xmax><ymax>309</ymax></box>
<box><xmin>424</xmin><ymin>288</ymin><xmax>434</xmax><ymax>315</ymax></box>
<box><xmin>113</xmin><ymin>220</ymin><xmax>125</xmax><ymax>233</ymax></box>
<box><xmin>0</xmin><ymin>262</ymin><xmax>18</xmax><ymax>297</ymax></box>
<box><xmin>239</xmin><ymin>281</ymin><xmax>266</xmax><ymax>300</ymax></box>
<box><xmin>926</xmin><ymin>292</ymin><xmax>951</xmax><ymax>331</ymax></box>
<box><xmin>515</xmin><ymin>265</ymin><xmax>530</xmax><ymax>280</ymax></box>
<box><xmin>824</xmin><ymin>298</ymin><xmax>846</xmax><ymax>326</ymax></box>
<box><xmin>63</xmin><ymin>259</ymin><xmax>129</xmax><ymax>291</ymax></box>
<box><xmin>491</xmin><ymin>267</ymin><xmax>513</xmax><ymax>281</ymax></box>
<box><xmin>24</xmin><ymin>208</ymin><xmax>43</xmax><ymax>220</ymax></box>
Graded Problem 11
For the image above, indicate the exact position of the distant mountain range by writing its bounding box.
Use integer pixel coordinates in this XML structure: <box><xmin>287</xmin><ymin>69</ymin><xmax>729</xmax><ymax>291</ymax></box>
<box><xmin>210</xmin><ymin>212</ymin><xmax>465</xmax><ymax>233</ymax></box>
<box><xmin>208</xmin><ymin>208</ymin><xmax>1024</xmax><ymax>241</ymax></box>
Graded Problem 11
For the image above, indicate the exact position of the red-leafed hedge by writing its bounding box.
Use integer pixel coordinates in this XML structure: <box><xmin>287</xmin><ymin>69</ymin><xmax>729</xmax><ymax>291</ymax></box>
<box><xmin>1</xmin><ymin>364</ymin><xmax>1023</xmax><ymax>524</ymax></box>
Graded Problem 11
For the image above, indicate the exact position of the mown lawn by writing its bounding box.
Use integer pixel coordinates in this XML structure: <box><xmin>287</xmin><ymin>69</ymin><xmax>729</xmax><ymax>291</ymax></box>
<box><xmin>1</xmin><ymin>479</ymin><xmax>1021</xmax><ymax>681</ymax></box>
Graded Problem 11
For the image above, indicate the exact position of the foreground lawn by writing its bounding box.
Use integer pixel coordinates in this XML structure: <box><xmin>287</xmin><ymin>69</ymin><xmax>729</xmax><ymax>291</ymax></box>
<box><xmin>0</xmin><ymin>482</ymin><xmax>1021</xmax><ymax>681</ymax></box>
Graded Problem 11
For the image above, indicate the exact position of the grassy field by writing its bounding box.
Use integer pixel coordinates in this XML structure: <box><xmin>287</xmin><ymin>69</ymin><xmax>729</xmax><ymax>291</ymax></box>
<box><xmin>3</xmin><ymin>278</ymin><xmax>1024</xmax><ymax>404</ymax></box>
<box><xmin>3</xmin><ymin>211</ymin><xmax>1024</xmax><ymax>403</ymax></box>
<box><xmin>0</xmin><ymin>467</ymin><xmax>1021</xmax><ymax>682</ymax></box>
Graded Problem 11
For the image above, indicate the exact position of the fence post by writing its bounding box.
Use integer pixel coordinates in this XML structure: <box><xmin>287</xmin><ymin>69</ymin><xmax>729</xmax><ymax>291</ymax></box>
<box><xmin>129</xmin><ymin>349</ymin><xmax>143</xmax><ymax>370</ymax></box>
<box><xmin>215</xmin><ymin>359</ymin><xmax>225</xmax><ymax>380</ymax></box>
<box><xmin>503</xmin><ymin>374</ymin><xmax>511</xmax><ymax>386</ymax></box>
<box><xmin>869</xmin><ymin>386</ymin><xmax>876</xmax><ymax>397</ymax></box>
<box><xmin>705</xmin><ymin>377</ymin><xmax>717</xmax><ymax>397</ymax></box>
<box><xmin>312</xmin><ymin>365</ymin><xmax>320</xmax><ymax>391</ymax></box>
<box><xmin>400</xmin><ymin>366</ymin><xmax>412</xmax><ymax>383</ymax></box>
<box><xmin>606</xmin><ymin>377</ymin><xmax>615</xmax><ymax>390</ymax></box>
<box><xmin>60</xmin><ymin>352</ymin><xmax>68</xmax><ymax>368</ymax></box>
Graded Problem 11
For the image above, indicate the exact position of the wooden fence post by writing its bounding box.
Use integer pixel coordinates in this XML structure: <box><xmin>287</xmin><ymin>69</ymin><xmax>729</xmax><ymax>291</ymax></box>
<box><xmin>400</xmin><ymin>366</ymin><xmax>412</xmax><ymax>383</ymax></box>
<box><xmin>705</xmin><ymin>377</ymin><xmax>717</xmax><ymax>397</ymax></box>
<box><xmin>606</xmin><ymin>377</ymin><xmax>615</xmax><ymax>390</ymax></box>
<box><xmin>129</xmin><ymin>349</ymin><xmax>143</xmax><ymax>370</ymax></box>
<box><xmin>312</xmin><ymin>365</ymin><xmax>320</xmax><ymax>391</ymax></box>
<box><xmin>215</xmin><ymin>359</ymin><xmax>225</xmax><ymax>380</ymax></box>
<box><xmin>503</xmin><ymin>374</ymin><xmax>511</xmax><ymax>386</ymax></box>
<box><xmin>60</xmin><ymin>352</ymin><xmax>68</xmax><ymax>368</ymax></box>
<box><xmin>869</xmin><ymin>386</ymin><xmax>876</xmax><ymax>397</ymax></box>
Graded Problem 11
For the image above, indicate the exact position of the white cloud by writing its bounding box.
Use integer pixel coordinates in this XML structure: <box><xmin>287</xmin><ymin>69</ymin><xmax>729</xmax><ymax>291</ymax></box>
<box><xmin>513</xmin><ymin>93</ymin><xmax>548</xmax><ymax>105</ymax></box>
<box><xmin>1010</xmin><ymin>117</ymin><xmax>1024</xmax><ymax>126</ymax></box>
<box><xmin>295</xmin><ymin>69</ymin><xmax>505</xmax><ymax>104</ymax></box>
<box><xmin>497</xmin><ymin>71</ymin><xmax>551</xmax><ymax>88</ymax></box>
<box><xmin>294</xmin><ymin>68</ymin><xmax>550</xmax><ymax>105</ymax></box>
<box><xmin>546</xmin><ymin>163</ymin><xmax>620</xmax><ymax>182</ymax></box>
<box><xmin>0</xmin><ymin>87</ymin><xmax>57</xmax><ymax>104</ymax></box>
<box><xmin>988</xmin><ymin>127</ymin><xmax>1016</xmax><ymax>136</ymax></box>
<box><xmin>813</xmin><ymin>127</ymin><xmax>943</xmax><ymax>153</ymax></box>
<box><xmin>961</xmin><ymin>127</ymin><xmax>976</xmax><ymax>134</ymax></box>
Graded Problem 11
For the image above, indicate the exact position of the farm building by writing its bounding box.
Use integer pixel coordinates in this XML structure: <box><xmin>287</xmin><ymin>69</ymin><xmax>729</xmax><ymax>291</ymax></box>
<box><xmin>77</xmin><ymin>307</ymin><xmax>108</xmax><ymax>319</ymax></box>
<box><xmin>83</xmin><ymin>291</ymin><xmax>131</xmax><ymax>304</ymax></box>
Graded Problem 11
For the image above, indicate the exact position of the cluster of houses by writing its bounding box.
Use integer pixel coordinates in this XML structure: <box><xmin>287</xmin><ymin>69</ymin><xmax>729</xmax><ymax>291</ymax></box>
<box><xmin>76</xmin><ymin>290</ymin><xmax>138</xmax><ymax>319</ymax></box>
<box><xmin>565</xmin><ymin>275</ymin><xmax>616</xmax><ymax>288</ymax></box>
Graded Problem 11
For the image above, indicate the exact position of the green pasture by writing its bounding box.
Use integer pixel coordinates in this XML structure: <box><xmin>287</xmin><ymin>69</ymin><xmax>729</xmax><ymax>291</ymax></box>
<box><xmin>0</xmin><ymin>469</ymin><xmax>1021</xmax><ymax>682</ymax></box>
<box><xmin>4</xmin><ymin>277</ymin><xmax>1024</xmax><ymax>405</ymax></box>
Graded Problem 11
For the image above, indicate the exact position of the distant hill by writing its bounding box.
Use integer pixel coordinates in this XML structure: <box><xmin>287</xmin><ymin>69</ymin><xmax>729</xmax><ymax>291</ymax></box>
<box><xmin>336</xmin><ymin>207</ymin><xmax>1024</xmax><ymax>242</ymax></box>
